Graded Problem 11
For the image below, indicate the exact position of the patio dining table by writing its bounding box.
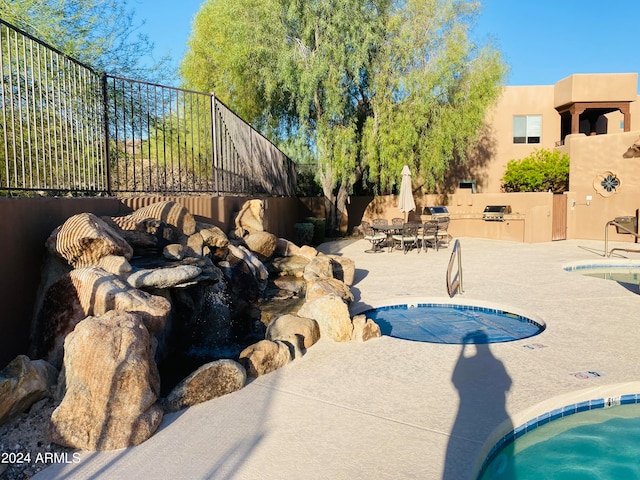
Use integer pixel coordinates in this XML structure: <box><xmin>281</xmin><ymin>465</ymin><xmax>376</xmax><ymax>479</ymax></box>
<box><xmin>372</xmin><ymin>222</ymin><xmax>447</xmax><ymax>252</ymax></box>
<box><xmin>372</xmin><ymin>223</ymin><xmax>424</xmax><ymax>252</ymax></box>
<box><xmin>371</xmin><ymin>224</ymin><xmax>400</xmax><ymax>252</ymax></box>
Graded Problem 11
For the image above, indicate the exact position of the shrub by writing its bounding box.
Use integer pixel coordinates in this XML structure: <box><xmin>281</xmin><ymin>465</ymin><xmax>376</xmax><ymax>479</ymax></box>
<box><xmin>501</xmin><ymin>149</ymin><xmax>569</xmax><ymax>193</ymax></box>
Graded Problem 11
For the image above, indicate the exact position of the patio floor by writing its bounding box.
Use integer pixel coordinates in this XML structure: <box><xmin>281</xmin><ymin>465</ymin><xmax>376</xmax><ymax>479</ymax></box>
<box><xmin>37</xmin><ymin>237</ymin><xmax>640</xmax><ymax>480</ymax></box>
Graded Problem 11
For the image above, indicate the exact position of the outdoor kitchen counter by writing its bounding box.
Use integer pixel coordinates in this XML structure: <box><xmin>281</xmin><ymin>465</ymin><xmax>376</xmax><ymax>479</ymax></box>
<box><xmin>419</xmin><ymin>213</ymin><xmax>526</xmax><ymax>221</ymax></box>
<box><xmin>420</xmin><ymin>213</ymin><xmax>528</xmax><ymax>243</ymax></box>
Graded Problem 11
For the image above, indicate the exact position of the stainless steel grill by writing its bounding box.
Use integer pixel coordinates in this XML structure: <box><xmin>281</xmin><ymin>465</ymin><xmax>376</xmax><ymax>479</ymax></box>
<box><xmin>423</xmin><ymin>206</ymin><xmax>450</xmax><ymax>218</ymax></box>
<box><xmin>482</xmin><ymin>205</ymin><xmax>512</xmax><ymax>222</ymax></box>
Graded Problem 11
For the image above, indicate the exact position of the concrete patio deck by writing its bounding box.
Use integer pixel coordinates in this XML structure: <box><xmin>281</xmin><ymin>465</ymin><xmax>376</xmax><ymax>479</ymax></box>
<box><xmin>37</xmin><ymin>237</ymin><xmax>640</xmax><ymax>480</ymax></box>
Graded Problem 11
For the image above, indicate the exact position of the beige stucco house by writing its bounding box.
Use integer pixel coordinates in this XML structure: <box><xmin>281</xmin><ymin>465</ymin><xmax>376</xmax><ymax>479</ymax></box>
<box><xmin>364</xmin><ymin>73</ymin><xmax>640</xmax><ymax>244</ymax></box>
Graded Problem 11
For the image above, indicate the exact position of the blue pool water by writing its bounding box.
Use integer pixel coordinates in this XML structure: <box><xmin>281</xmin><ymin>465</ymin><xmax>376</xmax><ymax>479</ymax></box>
<box><xmin>364</xmin><ymin>303</ymin><xmax>544</xmax><ymax>344</ymax></box>
<box><xmin>565</xmin><ymin>263</ymin><xmax>640</xmax><ymax>291</ymax></box>
<box><xmin>479</xmin><ymin>402</ymin><xmax>640</xmax><ymax>479</ymax></box>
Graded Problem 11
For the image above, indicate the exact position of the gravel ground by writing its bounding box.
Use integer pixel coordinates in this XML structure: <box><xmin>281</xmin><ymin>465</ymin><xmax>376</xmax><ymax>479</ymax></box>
<box><xmin>0</xmin><ymin>398</ymin><xmax>77</xmax><ymax>480</ymax></box>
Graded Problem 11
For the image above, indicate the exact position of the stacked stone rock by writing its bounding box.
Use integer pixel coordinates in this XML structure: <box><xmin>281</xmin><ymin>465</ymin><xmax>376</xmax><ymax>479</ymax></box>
<box><xmin>0</xmin><ymin>199</ymin><xmax>380</xmax><ymax>452</ymax></box>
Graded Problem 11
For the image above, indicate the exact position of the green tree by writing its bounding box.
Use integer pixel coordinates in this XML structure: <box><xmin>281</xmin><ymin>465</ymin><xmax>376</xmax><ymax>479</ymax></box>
<box><xmin>182</xmin><ymin>0</ymin><xmax>506</xmax><ymax>232</ymax></box>
<box><xmin>501</xmin><ymin>148</ymin><xmax>570</xmax><ymax>193</ymax></box>
<box><xmin>0</xmin><ymin>0</ymin><xmax>172</xmax><ymax>81</ymax></box>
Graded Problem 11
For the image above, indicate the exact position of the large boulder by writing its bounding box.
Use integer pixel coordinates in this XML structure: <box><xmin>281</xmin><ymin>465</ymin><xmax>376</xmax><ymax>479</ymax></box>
<box><xmin>198</xmin><ymin>225</ymin><xmax>229</xmax><ymax>249</ymax></box>
<box><xmin>297</xmin><ymin>295</ymin><xmax>353</xmax><ymax>342</ymax></box>
<box><xmin>35</xmin><ymin>267</ymin><xmax>171</xmax><ymax>368</ymax></box>
<box><xmin>46</xmin><ymin>213</ymin><xmax>133</xmax><ymax>268</ymax></box>
<box><xmin>267</xmin><ymin>255</ymin><xmax>310</xmax><ymax>278</ymax></box>
<box><xmin>303</xmin><ymin>255</ymin><xmax>334</xmax><ymax>282</ymax></box>
<box><xmin>239</xmin><ymin>340</ymin><xmax>292</xmax><ymax>377</ymax></box>
<box><xmin>163</xmin><ymin>359</ymin><xmax>246</xmax><ymax>413</ymax></box>
<box><xmin>351</xmin><ymin>314</ymin><xmax>382</xmax><ymax>342</ymax></box>
<box><xmin>126</xmin><ymin>264</ymin><xmax>202</xmax><ymax>289</ymax></box>
<box><xmin>126</xmin><ymin>200</ymin><xmax>196</xmax><ymax>236</ymax></box>
<box><xmin>266</xmin><ymin>314</ymin><xmax>320</xmax><ymax>349</ymax></box>
<box><xmin>234</xmin><ymin>199</ymin><xmax>265</xmax><ymax>236</ymax></box>
<box><xmin>0</xmin><ymin>356</ymin><xmax>57</xmax><ymax>426</ymax></box>
<box><xmin>327</xmin><ymin>255</ymin><xmax>356</xmax><ymax>286</ymax></box>
<box><xmin>275</xmin><ymin>238</ymin><xmax>301</xmax><ymax>257</ymax></box>
<box><xmin>227</xmin><ymin>244</ymin><xmax>269</xmax><ymax>291</ymax></box>
<box><xmin>50</xmin><ymin>310</ymin><xmax>163</xmax><ymax>451</ymax></box>
<box><xmin>244</xmin><ymin>231</ymin><xmax>278</xmax><ymax>260</ymax></box>
<box><xmin>306</xmin><ymin>278</ymin><xmax>354</xmax><ymax>305</ymax></box>
<box><xmin>96</xmin><ymin>255</ymin><xmax>132</xmax><ymax>276</ymax></box>
<box><xmin>101</xmin><ymin>216</ymin><xmax>178</xmax><ymax>254</ymax></box>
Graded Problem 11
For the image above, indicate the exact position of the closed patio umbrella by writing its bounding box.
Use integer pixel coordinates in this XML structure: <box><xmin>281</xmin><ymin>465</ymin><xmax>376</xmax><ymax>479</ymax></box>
<box><xmin>398</xmin><ymin>164</ymin><xmax>416</xmax><ymax>221</ymax></box>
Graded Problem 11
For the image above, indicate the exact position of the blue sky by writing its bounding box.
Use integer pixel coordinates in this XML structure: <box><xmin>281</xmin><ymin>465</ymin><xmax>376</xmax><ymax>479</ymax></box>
<box><xmin>135</xmin><ymin>0</ymin><xmax>640</xmax><ymax>89</ymax></box>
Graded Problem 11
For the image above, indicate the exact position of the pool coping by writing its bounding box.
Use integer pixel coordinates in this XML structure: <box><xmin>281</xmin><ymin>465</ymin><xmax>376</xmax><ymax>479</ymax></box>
<box><xmin>563</xmin><ymin>258</ymin><xmax>640</xmax><ymax>270</ymax></box>
<box><xmin>474</xmin><ymin>381</ymin><xmax>640</xmax><ymax>478</ymax></box>
<box><xmin>351</xmin><ymin>295</ymin><xmax>547</xmax><ymax>333</ymax></box>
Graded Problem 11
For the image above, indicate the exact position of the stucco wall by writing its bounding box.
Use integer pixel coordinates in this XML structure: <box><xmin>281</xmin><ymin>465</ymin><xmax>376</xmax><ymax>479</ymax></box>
<box><xmin>554</xmin><ymin>73</ymin><xmax>638</xmax><ymax>106</ymax></box>
<box><xmin>466</xmin><ymin>76</ymin><xmax>640</xmax><ymax>197</ymax></box>
<box><xmin>469</xmin><ymin>85</ymin><xmax>559</xmax><ymax>193</ymax></box>
<box><xmin>563</xmin><ymin>132</ymin><xmax>640</xmax><ymax>241</ymax></box>
<box><xmin>360</xmin><ymin>191</ymin><xmax>554</xmax><ymax>243</ymax></box>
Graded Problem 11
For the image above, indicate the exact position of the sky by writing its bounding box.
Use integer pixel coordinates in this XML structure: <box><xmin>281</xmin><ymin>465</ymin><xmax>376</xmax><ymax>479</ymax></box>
<box><xmin>134</xmin><ymin>0</ymin><xmax>640</xmax><ymax>89</ymax></box>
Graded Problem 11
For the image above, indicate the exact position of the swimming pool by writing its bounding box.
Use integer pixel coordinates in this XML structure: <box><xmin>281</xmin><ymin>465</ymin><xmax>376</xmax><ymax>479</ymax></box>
<box><xmin>362</xmin><ymin>302</ymin><xmax>544</xmax><ymax>344</ymax></box>
<box><xmin>478</xmin><ymin>397</ymin><xmax>640</xmax><ymax>479</ymax></box>
<box><xmin>564</xmin><ymin>261</ymin><xmax>640</xmax><ymax>291</ymax></box>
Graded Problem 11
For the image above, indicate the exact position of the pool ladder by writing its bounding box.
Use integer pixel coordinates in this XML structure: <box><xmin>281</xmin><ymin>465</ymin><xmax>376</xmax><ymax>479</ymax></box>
<box><xmin>604</xmin><ymin>220</ymin><xmax>640</xmax><ymax>257</ymax></box>
<box><xmin>447</xmin><ymin>239</ymin><xmax>463</xmax><ymax>297</ymax></box>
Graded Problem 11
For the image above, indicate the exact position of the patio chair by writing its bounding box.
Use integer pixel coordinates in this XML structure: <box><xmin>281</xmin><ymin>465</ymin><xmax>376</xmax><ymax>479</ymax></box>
<box><xmin>372</xmin><ymin>218</ymin><xmax>388</xmax><ymax>227</ymax></box>
<box><xmin>361</xmin><ymin>221</ymin><xmax>386</xmax><ymax>253</ymax></box>
<box><xmin>421</xmin><ymin>221</ymin><xmax>439</xmax><ymax>252</ymax></box>
<box><xmin>435</xmin><ymin>217</ymin><xmax>451</xmax><ymax>248</ymax></box>
<box><xmin>392</xmin><ymin>223</ymin><xmax>420</xmax><ymax>254</ymax></box>
<box><xmin>390</xmin><ymin>217</ymin><xmax>404</xmax><ymax>236</ymax></box>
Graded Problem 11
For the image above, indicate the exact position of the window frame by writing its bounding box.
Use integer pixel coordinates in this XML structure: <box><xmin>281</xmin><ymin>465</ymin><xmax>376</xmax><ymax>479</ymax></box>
<box><xmin>513</xmin><ymin>115</ymin><xmax>542</xmax><ymax>144</ymax></box>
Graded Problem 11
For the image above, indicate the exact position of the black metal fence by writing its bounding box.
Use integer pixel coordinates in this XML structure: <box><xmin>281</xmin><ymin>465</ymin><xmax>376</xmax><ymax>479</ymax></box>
<box><xmin>0</xmin><ymin>19</ymin><xmax>296</xmax><ymax>197</ymax></box>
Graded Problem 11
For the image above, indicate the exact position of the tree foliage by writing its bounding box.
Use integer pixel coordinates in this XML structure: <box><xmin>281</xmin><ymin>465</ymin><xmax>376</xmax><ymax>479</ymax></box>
<box><xmin>501</xmin><ymin>148</ymin><xmax>570</xmax><ymax>193</ymax></box>
<box><xmin>182</xmin><ymin>0</ymin><xmax>507</xmax><ymax>230</ymax></box>
<box><xmin>0</xmin><ymin>0</ymin><xmax>172</xmax><ymax>81</ymax></box>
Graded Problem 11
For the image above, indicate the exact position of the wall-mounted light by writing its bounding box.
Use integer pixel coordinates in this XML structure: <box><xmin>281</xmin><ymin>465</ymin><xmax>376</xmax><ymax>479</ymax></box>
<box><xmin>572</xmin><ymin>195</ymin><xmax>592</xmax><ymax>209</ymax></box>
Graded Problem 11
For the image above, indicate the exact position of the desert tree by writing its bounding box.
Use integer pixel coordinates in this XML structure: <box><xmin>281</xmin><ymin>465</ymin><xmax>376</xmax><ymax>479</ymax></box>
<box><xmin>182</xmin><ymin>0</ymin><xmax>507</xmax><ymax>232</ymax></box>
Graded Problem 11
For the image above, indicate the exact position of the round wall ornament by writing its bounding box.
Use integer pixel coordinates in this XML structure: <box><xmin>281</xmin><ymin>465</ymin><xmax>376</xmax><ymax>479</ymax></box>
<box><xmin>593</xmin><ymin>171</ymin><xmax>620</xmax><ymax>197</ymax></box>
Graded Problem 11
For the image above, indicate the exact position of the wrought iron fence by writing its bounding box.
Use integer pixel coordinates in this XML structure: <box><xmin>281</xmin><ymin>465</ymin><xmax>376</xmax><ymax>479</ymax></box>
<box><xmin>0</xmin><ymin>20</ymin><xmax>106</xmax><ymax>194</ymax></box>
<box><xmin>0</xmin><ymin>19</ymin><xmax>296</xmax><ymax>197</ymax></box>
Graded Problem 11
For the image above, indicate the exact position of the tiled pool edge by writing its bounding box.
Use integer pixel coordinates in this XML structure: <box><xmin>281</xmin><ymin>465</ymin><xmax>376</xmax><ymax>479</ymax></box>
<box><xmin>475</xmin><ymin>393</ymin><xmax>640</xmax><ymax>479</ymax></box>
<box><xmin>350</xmin><ymin>296</ymin><xmax>546</xmax><ymax>332</ymax></box>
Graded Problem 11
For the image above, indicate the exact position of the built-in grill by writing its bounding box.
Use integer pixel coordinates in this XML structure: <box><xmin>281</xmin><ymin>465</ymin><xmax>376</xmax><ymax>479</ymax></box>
<box><xmin>482</xmin><ymin>205</ymin><xmax>512</xmax><ymax>222</ymax></box>
<box><xmin>423</xmin><ymin>206</ymin><xmax>449</xmax><ymax>218</ymax></box>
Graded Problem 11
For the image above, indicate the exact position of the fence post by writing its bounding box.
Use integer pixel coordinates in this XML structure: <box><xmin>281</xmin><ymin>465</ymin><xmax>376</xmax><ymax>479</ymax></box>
<box><xmin>101</xmin><ymin>72</ymin><xmax>112</xmax><ymax>196</ymax></box>
<box><xmin>210</xmin><ymin>92</ymin><xmax>219</xmax><ymax>195</ymax></box>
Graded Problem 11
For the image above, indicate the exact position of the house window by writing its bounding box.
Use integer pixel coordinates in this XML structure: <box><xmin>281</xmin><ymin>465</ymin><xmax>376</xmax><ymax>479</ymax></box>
<box><xmin>513</xmin><ymin>115</ymin><xmax>541</xmax><ymax>144</ymax></box>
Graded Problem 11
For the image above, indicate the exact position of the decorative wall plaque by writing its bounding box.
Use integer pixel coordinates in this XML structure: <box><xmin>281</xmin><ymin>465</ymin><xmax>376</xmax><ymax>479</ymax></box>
<box><xmin>593</xmin><ymin>171</ymin><xmax>620</xmax><ymax>197</ymax></box>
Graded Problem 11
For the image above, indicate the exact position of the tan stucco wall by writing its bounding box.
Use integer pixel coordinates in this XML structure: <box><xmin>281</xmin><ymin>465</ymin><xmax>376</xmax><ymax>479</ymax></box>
<box><xmin>554</xmin><ymin>73</ymin><xmax>638</xmax><ymax>107</ymax></box>
<box><xmin>467</xmin><ymin>74</ymin><xmax>640</xmax><ymax>196</ymax></box>
<box><xmin>469</xmin><ymin>85</ymin><xmax>559</xmax><ymax>193</ymax></box>
<box><xmin>562</xmin><ymin>132</ymin><xmax>640</xmax><ymax>241</ymax></box>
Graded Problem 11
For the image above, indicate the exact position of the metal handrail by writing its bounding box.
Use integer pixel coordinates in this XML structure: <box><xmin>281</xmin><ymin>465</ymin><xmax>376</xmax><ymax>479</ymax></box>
<box><xmin>446</xmin><ymin>239</ymin><xmax>464</xmax><ymax>297</ymax></box>
<box><xmin>604</xmin><ymin>220</ymin><xmax>640</xmax><ymax>257</ymax></box>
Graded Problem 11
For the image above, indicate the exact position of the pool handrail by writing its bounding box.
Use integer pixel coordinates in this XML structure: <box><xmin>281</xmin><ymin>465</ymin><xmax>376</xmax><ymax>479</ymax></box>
<box><xmin>446</xmin><ymin>239</ymin><xmax>464</xmax><ymax>296</ymax></box>
<box><xmin>604</xmin><ymin>220</ymin><xmax>640</xmax><ymax>257</ymax></box>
